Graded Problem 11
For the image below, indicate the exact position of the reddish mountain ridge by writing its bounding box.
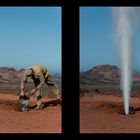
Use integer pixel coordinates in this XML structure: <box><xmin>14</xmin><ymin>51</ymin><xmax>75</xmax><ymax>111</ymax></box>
<box><xmin>0</xmin><ymin>67</ymin><xmax>24</xmax><ymax>83</ymax></box>
<box><xmin>0</xmin><ymin>67</ymin><xmax>61</xmax><ymax>84</ymax></box>
<box><xmin>80</xmin><ymin>64</ymin><xmax>140</xmax><ymax>84</ymax></box>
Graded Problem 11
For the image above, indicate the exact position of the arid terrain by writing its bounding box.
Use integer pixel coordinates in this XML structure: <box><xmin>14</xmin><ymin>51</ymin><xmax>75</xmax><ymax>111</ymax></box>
<box><xmin>80</xmin><ymin>64</ymin><xmax>140</xmax><ymax>133</ymax></box>
<box><xmin>0</xmin><ymin>93</ymin><xmax>61</xmax><ymax>133</ymax></box>
<box><xmin>80</xmin><ymin>94</ymin><xmax>140</xmax><ymax>133</ymax></box>
<box><xmin>0</xmin><ymin>67</ymin><xmax>61</xmax><ymax>133</ymax></box>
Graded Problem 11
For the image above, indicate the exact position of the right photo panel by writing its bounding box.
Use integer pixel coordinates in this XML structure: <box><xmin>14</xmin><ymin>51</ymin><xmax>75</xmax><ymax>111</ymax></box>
<box><xmin>80</xmin><ymin>7</ymin><xmax>140</xmax><ymax>133</ymax></box>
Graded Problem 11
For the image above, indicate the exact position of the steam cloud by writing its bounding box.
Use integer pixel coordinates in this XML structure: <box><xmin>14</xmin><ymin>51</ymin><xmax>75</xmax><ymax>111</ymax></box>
<box><xmin>112</xmin><ymin>7</ymin><xmax>135</xmax><ymax>114</ymax></box>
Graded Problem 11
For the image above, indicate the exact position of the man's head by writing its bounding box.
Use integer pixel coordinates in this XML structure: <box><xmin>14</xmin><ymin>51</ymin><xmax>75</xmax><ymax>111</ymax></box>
<box><xmin>25</xmin><ymin>69</ymin><xmax>33</xmax><ymax>77</ymax></box>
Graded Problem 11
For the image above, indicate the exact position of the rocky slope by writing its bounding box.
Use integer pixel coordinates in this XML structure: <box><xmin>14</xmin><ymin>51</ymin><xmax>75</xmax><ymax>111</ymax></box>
<box><xmin>80</xmin><ymin>64</ymin><xmax>140</xmax><ymax>84</ymax></box>
<box><xmin>0</xmin><ymin>67</ymin><xmax>61</xmax><ymax>84</ymax></box>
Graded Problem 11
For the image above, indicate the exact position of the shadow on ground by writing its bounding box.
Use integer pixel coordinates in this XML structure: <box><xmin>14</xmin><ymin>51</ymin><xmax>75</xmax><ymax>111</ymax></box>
<box><xmin>99</xmin><ymin>102</ymin><xmax>140</xmax><ymax>115</ymax></box>
<box><xmin>29</xmin><ymin>99</ymin><xmax>61</xmax><ymax>109</ymax></box>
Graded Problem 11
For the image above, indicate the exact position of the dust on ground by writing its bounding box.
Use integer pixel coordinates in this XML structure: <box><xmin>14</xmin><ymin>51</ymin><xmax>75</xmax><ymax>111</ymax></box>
<box><xmin>0</xmin><ymin>93</ymin><xmax>61</xmax><ymax>133</ymax></box>
<box><xmin>80</xmin><ymin>94</ymin><xmax>140</xmax><ymax>133</ymax></box>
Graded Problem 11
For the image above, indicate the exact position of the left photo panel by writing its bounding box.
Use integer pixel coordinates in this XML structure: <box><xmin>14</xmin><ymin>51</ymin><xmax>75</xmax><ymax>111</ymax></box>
<box><xmin>0</xmin><ymin>7</ymin><xmax>61</xmax><ymax>133</ymax></box>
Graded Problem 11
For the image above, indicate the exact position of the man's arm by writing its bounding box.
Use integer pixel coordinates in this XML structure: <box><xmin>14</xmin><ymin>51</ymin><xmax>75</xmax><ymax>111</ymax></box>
<box><xmin>20</xmin><ymin>73</ymin><xmax>27</xmax><ymax>94</ymax></box>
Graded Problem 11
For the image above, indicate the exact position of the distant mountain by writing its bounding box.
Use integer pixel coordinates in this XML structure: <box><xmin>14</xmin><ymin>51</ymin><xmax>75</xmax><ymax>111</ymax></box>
<box><xmin>80</xmin><ymin>64</ymin><xmax>140</xmax><ymax>84</ymax></box>
<box><xmin>51</xmin><ymin>73</ymin><xmax>61</xmax><ymax>83</ymax></box>
<box><xmin>0</xmin><ymin>67</ymin><xmax>24</xmax><ymax>83</ymax></box>
<box><xmin>0</xmin><ymin>67</ymin><xmax>61</xmax><ymax>84</ymax></box>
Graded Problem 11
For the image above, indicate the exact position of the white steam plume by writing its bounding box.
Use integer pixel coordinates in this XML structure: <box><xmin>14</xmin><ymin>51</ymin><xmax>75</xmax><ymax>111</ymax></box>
<box><xmin>112</xmin><ymin>7</ymin><xmax>135</xmax><ymax>115</ymax></box>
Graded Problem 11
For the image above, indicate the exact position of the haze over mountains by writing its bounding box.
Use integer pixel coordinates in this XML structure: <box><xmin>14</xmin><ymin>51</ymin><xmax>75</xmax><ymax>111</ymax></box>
<box><xmin>1</xmin><ymin>65</ymin><xmax>140</xmax><ymax>85</ymax></box>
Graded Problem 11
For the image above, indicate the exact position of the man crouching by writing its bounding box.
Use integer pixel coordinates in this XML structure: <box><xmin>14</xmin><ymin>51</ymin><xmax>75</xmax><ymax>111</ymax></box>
<box><xmin>19</xmin><ymin>64</ymin><xmax>61</xmax><ymax>112</ymax></box>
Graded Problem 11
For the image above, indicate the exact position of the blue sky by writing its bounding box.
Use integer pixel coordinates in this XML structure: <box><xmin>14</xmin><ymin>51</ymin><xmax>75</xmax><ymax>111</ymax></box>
<box><xmin>80</xmin><ymin>7</ymin><xmax>140</xmax><ymax>72</ymax></box>
<box><xmin>0</xmin><ymin>7</ymin><xmax>61</xmax><ymax>74</ymax></box>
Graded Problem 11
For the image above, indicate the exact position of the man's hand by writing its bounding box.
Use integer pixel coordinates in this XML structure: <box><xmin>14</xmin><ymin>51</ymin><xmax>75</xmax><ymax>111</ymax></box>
<box><xmin>20</xmin><ymin>90</ymin><xmax>24</xmax><ymax>96</ymax></box>
<box><xmin>30</xmin><ymin>88</ymin><xmax>36</xmax><ymax>95</ymax></box>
